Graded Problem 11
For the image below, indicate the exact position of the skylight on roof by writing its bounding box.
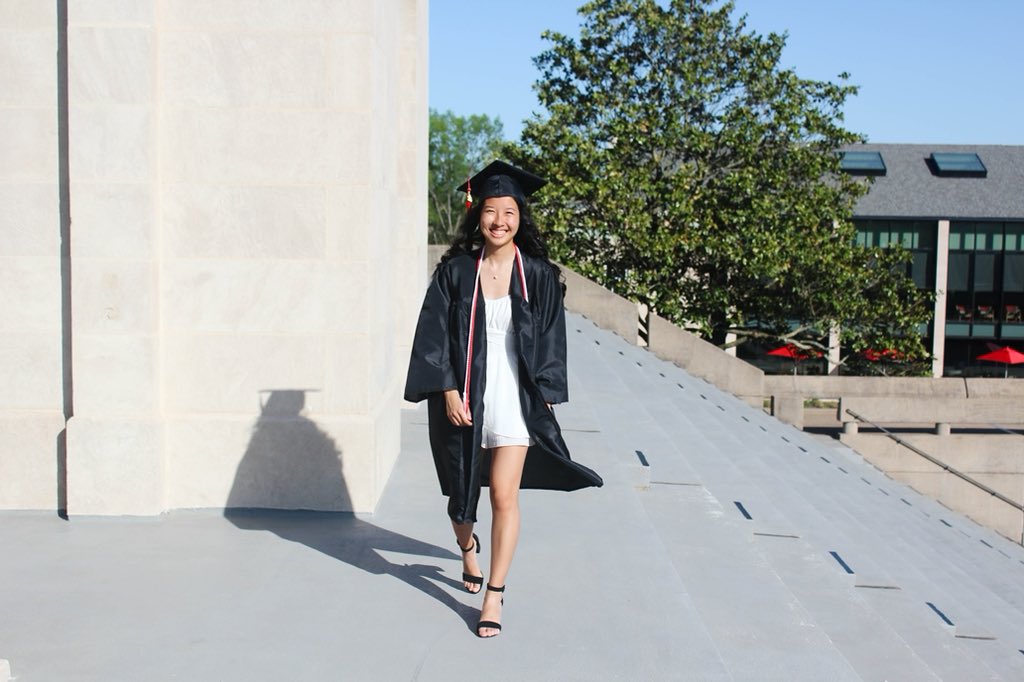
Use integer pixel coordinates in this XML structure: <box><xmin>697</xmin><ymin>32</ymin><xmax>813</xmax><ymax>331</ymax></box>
<box><xmin>840</xmin><ymin>151</ymin><xmax>886</xmax><ymax>176</ymax></box>
<box><xmin>930</xmin><ymin>152</ymin><xmax>987</xmax><ymax>177</ymax></box>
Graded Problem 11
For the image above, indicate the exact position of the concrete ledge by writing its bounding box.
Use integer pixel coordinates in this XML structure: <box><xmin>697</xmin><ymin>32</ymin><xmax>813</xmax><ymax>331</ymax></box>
<box><xmin>839</xmin><ymin>396</ymin><xmax>1024</xmax><ymax>427</ymax></box>
<box><xmin>561</xmin><ymin>267</ymin><xmax>639</xmax><ymax>344</ymax></box>
<box><xmin>964</xmin><ymin>377</ymin><xmax>1024</xmax><ymax>398</ymax></box>
<box><xmin>771</xmin><ymin>395</ymin><xmax>805</xmax><ymax>430</ymax></box>
<box><xmin>764</xmin><ymin>375</ymin><xmax>970</xmax><ymax>398</ymax></box>
<box><xmin>647</xmin><ymin>314</ymin><xmax>764</xmax><ymax>400</ymax></box>
<box><xmin>767</xmin><ymin>376</ymin><xmax>1024</xmax><ymax>432</ymax></box>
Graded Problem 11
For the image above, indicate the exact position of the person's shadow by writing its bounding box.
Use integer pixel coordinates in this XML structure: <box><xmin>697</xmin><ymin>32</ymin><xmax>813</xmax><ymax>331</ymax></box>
<box><xmin>224</xmin><ymin>390</ymin><xmax>477</xmax><ymax>628</ymax></box>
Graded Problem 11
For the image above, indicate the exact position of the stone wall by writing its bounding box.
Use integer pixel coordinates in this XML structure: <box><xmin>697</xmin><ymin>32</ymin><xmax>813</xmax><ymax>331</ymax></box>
<box><xmin>0</xmin><ymin>2</ymin><xmax>64</xmax><ymax>510</ymax></box>
<box><xmin>841</xmin><ymin>432</ymin><xmax>1024</xmax><ymax>543</ymax></box>
<box><xmin>1</xmin><ymin>0</ymin><xmax>427</xmax><ymax>515</ymax></box>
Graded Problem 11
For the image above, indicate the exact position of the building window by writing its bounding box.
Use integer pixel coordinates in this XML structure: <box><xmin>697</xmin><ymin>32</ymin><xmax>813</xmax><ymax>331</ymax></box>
<box><xmin>945</xmin><ymin>221</ymin><xmax>1024</xmax><ymax>373</ymax></box>
<box><xmin>840</xmin><ymin>151</ymin><xmax>886</xmax><ymax>176</ymax></box>
<box><xmin>855</xmin><ymin>219</ymin><xmax>936</xmax><ymax>289</ymax></box>
<box><xmin>929</xmin><ymin>152</ymin><xmax>987</xmax><ymax>177</ymax></box>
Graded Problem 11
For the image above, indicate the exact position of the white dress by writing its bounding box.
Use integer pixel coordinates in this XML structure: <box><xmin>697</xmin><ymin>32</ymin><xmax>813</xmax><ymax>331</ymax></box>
<box><xmin>481</xmin><ymin>295</ymin><xmax>534</xmax><ymax>448</ymax></box>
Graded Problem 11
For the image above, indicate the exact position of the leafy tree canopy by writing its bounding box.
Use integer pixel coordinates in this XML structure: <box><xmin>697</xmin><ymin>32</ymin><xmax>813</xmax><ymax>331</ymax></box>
<box><xmin>506</xmin><ymin>0</ymin><xmax>932</xmax><ymax>365</ymax></box>
<box><xmin>428</xmin><ymin>109</ymin><xmax>505</xmax><ymax>244</ymax></box>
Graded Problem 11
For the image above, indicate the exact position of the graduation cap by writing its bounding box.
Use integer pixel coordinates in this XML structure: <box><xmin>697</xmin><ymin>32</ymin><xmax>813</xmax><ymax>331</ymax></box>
<box><xmin>456</xmin><ymin>160</ymin><xmax>546</xmax><ymax>208</ymax></box>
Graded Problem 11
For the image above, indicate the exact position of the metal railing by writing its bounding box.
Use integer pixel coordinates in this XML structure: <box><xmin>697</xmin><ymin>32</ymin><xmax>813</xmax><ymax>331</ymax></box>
<box><xmin>985</xmin><ymin>423</ymin><xmax>1024</xmax><ymax>438</ymax></box>
<box><xmin>845</xmin><ymin>408</ymin><xmax>1024</xmax><ymax>515</ymax></box>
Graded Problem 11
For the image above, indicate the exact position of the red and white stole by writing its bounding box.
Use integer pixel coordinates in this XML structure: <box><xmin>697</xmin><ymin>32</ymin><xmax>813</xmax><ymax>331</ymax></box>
<box><xmin>462</xmin><ymin>246</ymin><xmax>529</xmax><ymax>414</ymax></box>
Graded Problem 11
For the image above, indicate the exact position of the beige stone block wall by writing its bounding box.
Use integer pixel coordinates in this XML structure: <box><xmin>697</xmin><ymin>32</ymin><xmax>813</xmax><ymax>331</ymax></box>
<box><xmin>161</xmin><ymin>408</ymin><xmax>376</xmax><ymax>512</ymax></box>
<box><xmin>71</xmin><ymin>183</ymin><xmax>154</xmax><ymax>258</ymax></box>
<box><xmin>1</xmin><ymin>0</ymin><xmax>427</xmax><ymax>515</ymax></box>
<box><xmin>162</xmin><ymin>335</ymin><xmax>329</xmax><ymax>414</ymax></box>
<box><xmin>0</xmin><ymin>108</ymin><xmax>58</xmax><ymax>178</ymax></box>
<box><xmin>162</xmin><ymin>408</ymin><xmax>388</xmax><ymax>513</ymax></box>
<box><xmin>151</xmin><ymin>0</ymin><xmax>426</xmax><ymax>513</ymax></box>
<box><xmin>66</xmin><ymin>416</ymin><xmax>164</xmax><ymax>515</ymax></box>
<box><xmin>65</xmin><ymin>3</ymin><xmax>159</xmax><ymax>515</ymax></box>
<box><xmin>163</xmin><ymin>185</ymin><xmax>326</xmax><ymax>259</ymax></box>
<box><xmin>396</xmin><ymin>0</ymin><xmax>429</xmax><ymax>383</ymax></box>
<box><xmin>68</xmin><ymin>1</ymin><xmax>154</xmax><ymax>25</ymax></box>
<box><xmin>0</xmin><ymin>334</ymin><xmax>62</xmax><ymax>412</ymax></box>
<box><xmin>0</xmin><ymin>1</ymin><xmax>63</xmax><ymax>510</ymax></box>
<box><xmin>73</xmin><ymin>334</ymin><xmax>158</xmax><ymax>414</ymax></box>
<box><xmin>0</xmin><ymin>413</ymin><xmax>64</xmax><ymax>510</ymax></box>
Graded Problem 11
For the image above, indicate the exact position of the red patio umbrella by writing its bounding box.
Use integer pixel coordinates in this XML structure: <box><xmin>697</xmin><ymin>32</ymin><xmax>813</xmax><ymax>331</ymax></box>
<box><xmin>767</xmin><ymin>344</ymin><xmax>818</xmax><ymax>375</ymax></box>
<box><xmin>862</xmin><ymin>348</ymin><xmax>905</xmax><ymax>362</ymax></box>
<box><xmin>976</xmin><ymin>345</ymin><xmax>1024</xmax><ymax>378</ymax></box>
<box><xmin>767</xmin><ymin>344</ymin><xmax>808</xmax><ymax>359</ymax></box>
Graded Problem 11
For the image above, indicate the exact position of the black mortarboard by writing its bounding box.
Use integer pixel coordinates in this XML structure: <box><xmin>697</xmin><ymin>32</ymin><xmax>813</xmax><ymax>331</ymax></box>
<box><xmin>456</xmin><ymin>160</ymin><xmax>546</xmax><ymax>207</ymax></box>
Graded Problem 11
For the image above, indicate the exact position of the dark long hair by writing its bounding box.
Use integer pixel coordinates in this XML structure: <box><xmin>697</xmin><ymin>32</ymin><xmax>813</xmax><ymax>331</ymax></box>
<box><xmin>439</xmin><ymin>197</ymin><xmax>562</xmax><ymax>286</ymax></box>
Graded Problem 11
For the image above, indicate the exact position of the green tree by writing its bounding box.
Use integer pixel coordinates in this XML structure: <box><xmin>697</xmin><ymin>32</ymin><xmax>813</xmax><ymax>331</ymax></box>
<box><xmin>428</xmin><ymin>109</ymin><xmax>505</xmax><ymax>244</ymax></box>
<box><xmin>507</xmin><ymin>0</ymin><xmax>931</xmax><ymax>364</ymax></box>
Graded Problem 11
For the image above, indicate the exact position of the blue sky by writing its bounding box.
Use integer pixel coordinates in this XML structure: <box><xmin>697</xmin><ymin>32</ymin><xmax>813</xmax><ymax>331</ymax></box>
<box><xmin>429</xmin><ymin>0</ymin><xmax>1024</xmax><ymax>144</ymax></box>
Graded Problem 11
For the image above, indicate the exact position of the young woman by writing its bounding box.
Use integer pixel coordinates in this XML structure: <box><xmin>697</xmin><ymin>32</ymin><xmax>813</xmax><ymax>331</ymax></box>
<box><xmin>404</xmin><ymin>161</ymin><xmax>603</xmax><ymax>638</ymax></box>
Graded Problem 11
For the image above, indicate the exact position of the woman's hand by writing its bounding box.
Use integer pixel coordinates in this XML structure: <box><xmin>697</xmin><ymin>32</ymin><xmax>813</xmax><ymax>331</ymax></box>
<box><xmin>444</xmin><ymin>389</ymin><xmax>472</xmax><ymax>427</ymax></box>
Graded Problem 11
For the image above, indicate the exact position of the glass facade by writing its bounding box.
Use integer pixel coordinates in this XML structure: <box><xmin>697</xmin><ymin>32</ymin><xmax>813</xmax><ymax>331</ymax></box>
<box><xmin>944</xmin><ymin>221</ymin><xmax>1024</xmax><ymax>376</ymax></box>
<box><xmin>850</xmin><ymin>220</ymin><xmax>936</xmax><ymax>374</ymax></box>
<box><xmin>855</xmin><ymin>220</ymin><xmax>937</xmax><ymax>289</ymax></box>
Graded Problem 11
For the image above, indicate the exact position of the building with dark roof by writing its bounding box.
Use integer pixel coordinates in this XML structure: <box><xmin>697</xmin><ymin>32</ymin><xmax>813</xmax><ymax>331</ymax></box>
<box><xmin>845</xmin><ymin>144</ymin><xmax>1024</xmax><ymax>377</ymax></box>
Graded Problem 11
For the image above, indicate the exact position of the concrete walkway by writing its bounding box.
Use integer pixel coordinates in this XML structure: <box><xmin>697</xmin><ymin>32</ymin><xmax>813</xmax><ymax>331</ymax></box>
<box><xmin>2</xmin><ymin>313</ymin><xmax>1024</xmax><ymax>680</ymax></box>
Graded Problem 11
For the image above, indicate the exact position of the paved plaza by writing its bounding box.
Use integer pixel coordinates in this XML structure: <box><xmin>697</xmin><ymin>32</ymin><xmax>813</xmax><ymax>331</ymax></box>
<box><xmin>2</xmin><ymin>313</ymin><xmax>1024</xmax><ymax>681</ymax></box>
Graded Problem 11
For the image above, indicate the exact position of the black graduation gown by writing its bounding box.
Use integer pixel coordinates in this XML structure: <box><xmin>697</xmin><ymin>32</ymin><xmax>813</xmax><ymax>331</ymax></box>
<box><xmin>404</xmin><ymin>250</ymin><xmax>603</xmax><ymax>524</ymax></box>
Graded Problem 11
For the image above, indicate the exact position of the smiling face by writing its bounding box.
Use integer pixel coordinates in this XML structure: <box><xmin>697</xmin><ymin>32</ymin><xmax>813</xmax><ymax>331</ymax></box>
<box><xmin>478</xmin><ymin>195</ymin><xmax>520</xmax><ymax>251</ymax></box>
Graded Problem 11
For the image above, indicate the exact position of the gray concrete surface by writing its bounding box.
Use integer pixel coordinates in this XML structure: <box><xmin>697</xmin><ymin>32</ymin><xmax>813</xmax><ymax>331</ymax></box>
<box><xmin>839</xmin><ymin>396</ymin><xmax>1024</xmax><ymax>427</ymax></box>
<box><xmin>2</xmin><ymin>313</ymin><xmax>1024</xmax><ymax>681</ymax></box>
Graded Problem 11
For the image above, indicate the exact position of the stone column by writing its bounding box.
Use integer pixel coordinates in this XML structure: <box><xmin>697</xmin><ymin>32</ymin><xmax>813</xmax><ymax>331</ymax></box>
<box><xmin>156</xmin><ymin>1</ymin><xmax>414</xmax><ymax>513</ymax></box>
<box><xmin>56</xmin><ymin>0</ymin><xmax>427</xmax><ymax>515</ymax></box>
<box><xmin>932</xmin><ymin>220</ymin><xmax>950</xmax><ymax>377</ymax></box>
<box><xmin>0</xmin><ymin>2</ymin><xmax>65</xmax><ymax>510</ymax></box>
<box><xmin>65</xmin><ymin>2</ymin><xmax>164</xmax><ymax>515</ymax></box>
<box><xmin>827</xmin><ymin>325</ymin><xmax>841</xmax><ymax>375</ymax></box>
<box><xmin>396</xmin><ymin>0</ymin><xmax>430</xmax><ymax>382</ymax></box>
<box><xmin>724</xmin><ymin>332</ymin><xmax>738</xmax><ymax>357</ymax></box>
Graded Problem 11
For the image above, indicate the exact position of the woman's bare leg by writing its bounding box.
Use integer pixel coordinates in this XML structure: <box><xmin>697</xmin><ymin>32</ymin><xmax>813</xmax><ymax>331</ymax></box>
<box><xmin>452</xmin><ymin>520</ymin><xmax>482</xmax><ymax>593</ymax></box>
<box><xmin>479</xmin><ymin>444</ymin><xmax>528</xmax><ymax>637</ymax></box>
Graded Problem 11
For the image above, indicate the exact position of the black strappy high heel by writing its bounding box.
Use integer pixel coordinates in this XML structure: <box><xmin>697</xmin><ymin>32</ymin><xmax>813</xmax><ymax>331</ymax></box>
<box><xmin>476</xmin><ymin>583</ymin><xmax>505</xmax><ymax>638</ymax></box>
<box><xmin>458</xmin><ymin>532</ymin><xmax>483</xmax><ymax>594</ymax></box>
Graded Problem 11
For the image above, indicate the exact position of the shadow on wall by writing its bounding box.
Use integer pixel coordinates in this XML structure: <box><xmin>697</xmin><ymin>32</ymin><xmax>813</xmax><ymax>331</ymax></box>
<box><xmin>225</xmin><ymin>390</ymin><xmax>348</xmax><ymax>510</ymax></box>
<box><xmin>224</xmin><ymin>390</ymin><xmax>477</xmax><ymax>629</ymax></box>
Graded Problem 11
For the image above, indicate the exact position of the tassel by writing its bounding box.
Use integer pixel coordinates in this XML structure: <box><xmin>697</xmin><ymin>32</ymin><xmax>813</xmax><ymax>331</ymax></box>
<box><xmin>465</xmin><ymin>176</ymin><xmax>472</xmax><ymax>209</ymax></box>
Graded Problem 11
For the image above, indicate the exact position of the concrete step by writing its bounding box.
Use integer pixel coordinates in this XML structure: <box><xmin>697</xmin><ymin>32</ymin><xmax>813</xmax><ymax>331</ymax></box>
<box><xmin>612</xmin><ymin>340</ymin><xmax>1024</xmax><ymax>612</ymax></box>
<box><xmin>572</xmin><ymin>331</ymin><xmax>944</xmax><ymax>678</ymax></box>
<box><xmin>626</xmin><ymin>350</ymin><xmax>1024</xmax><ymax>672</ymax></box>
<box><xmin>640</xmin><ymin>482</ymin><xmax>862</xmax><ymax>681</ymax></box>
<box><xmin>572</xmin><ymin>318</ymin><xmax>1024</xmax><ymax>678</ymax></box>
<box><xmin>752</xmin><ymin>532</ymin><xmax>944</xmax><ymax>681</ymax></box>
